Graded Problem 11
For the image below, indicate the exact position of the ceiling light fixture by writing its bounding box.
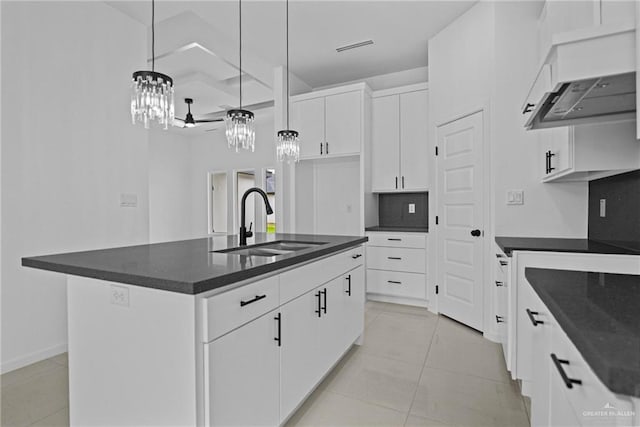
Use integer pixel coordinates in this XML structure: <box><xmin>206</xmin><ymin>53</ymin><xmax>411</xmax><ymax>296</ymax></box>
<box><xmin>225</xmin><ymin>0</ymin><xmax>255</xmax><ymax>152</ymax></box>
<box><xmin>130</xmin><ymin>0</ymin><xmax>175</xmax><ymax>130</ymax></box>
<box><xmin>276</xmin><ymin>0</ymin><xmax>300</xmax><ymax>163</ymax></box>
<box><xmin>336</xmin><ymin>40</ymin><xmax>374</xmax><ymax>53</ymax></box>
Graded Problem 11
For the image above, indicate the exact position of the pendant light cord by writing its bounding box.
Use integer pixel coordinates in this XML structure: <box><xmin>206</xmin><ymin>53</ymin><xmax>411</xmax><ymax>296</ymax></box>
<box><xmin>239</xmin><ymin>0</ymin><xmax>243</xmax><ymax>109</ymax></box>
<box><xmin>286</xmin><ymin>0</ymin><xmax>290</xmax><ymax>129</ymax></box>
<box><xmin>151</xmin><ymin>0</ymin><xmax>155</xmax><ymax>72</ymax></box>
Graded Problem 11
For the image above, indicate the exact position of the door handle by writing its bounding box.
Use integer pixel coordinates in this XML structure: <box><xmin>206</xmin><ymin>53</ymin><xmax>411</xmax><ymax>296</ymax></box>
<box><xmin>320</xmin><ymin>142</ymin><xmax>323</xmax><ymax>155</ymax></box>
<box><xmin>495</xmin><ymin>315</ymin><xmax>505</xmax><ymax>323</ymax></box>
<box><xmin>315</xmin><ymin>291</ymin><xmax>322</xmax><ymax>317</ymax></box>
<box><xmin>395</xmin><ymin>177</ymin><xmax>398</xmax><ymax>189</ymax></box>
<box><xmin>345</xmin><ymin>275</ymin><xmax>351</xmax><ymax>296</ymax></box>
<box><xmin>548</xmin><ymin>151</ymin><xmax>556</xmax><ymax>172</ymax></box>
<box><xmin>402</xmin><ymin>176</ymin><xmax>405</xmax><ymax>189</ymax></box>
<box><xmin>274</xmin><ymin>313</ymin><xmax>281</xmax><ymax>347</ymax></box>
<box><xmin>471</xmin><ymin>229</ymin><xmax>481</xmax><ymax>237</ymax></box>
<box><xmin>321</xmin><ymin>288</ymin><xmax>327</xmax><ymax>314</ymax></box>
<box><xmin>495</xmin><ymin>281</ymin><xmax>504</xmax><ymax>287</ymax></box>
<box><xmin>526</xmin><ymin>309</ymin><xmax>544</xmax><ymax>326</ymax></box>
<box><xmin>325</xmin><ymin>142</ymin><xmax>329</xmax><ymax>154</ymax></box>
<box><xmin>523</xmin><ymin>103</ymin><xmax>535</xmax><ymax>114</ymax></box>
<box><xmin>551</xmin><ymin>354</ymin><xmax>582</xmax><ymax>389</ymax></box>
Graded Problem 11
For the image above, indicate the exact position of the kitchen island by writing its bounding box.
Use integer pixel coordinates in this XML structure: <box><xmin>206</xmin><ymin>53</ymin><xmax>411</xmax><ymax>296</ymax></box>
<box><xmin>22</xmin><ymin>233</ymin><xmax>367</xmax><ymax>426</ymax></box>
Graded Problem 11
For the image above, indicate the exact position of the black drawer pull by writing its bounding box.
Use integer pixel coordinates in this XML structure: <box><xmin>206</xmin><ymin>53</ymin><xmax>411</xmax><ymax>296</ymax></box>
<box><xmin>240</xmin><ymin>294</ymin><xmax>267</xmax><ymax>307</ymax></box>
<box><xmin>274</xmin><ymin>313</ymin><xmax>281</xmax><ymax>347</ymax></box>
<box><xmin>320</xmin><ymin>142</ymin><xmax>323</xmax><ymax>155</ymax></box>
<box><xmin>495</xmin><ymin>281</ymin><xmax>504</xmax><ymax>287</ymax></box>
<box><xmin>526</xmin><ymin>308</ymin><xmax>544</xmax><ymax>326</ymax></box>
<box><xmin>499</xmin><ymin>260</ymin><xmax>508</xmax><ymax>266</ymax></box>
<box><xmin>388</xmin><ymin>257</ymin><xmax>402</xmax><ymax>260</ymax></box>
<box><xmin>346</xmin><ymin>275</ymin><xmax>352</xmax><ymax>296</ymax></box>
<box><xmin>315</xmin><ymin>291</ymin><xmax>322</xmax><ymax>317</ymax></box>
<box><xmin>496</xmin><ymin>254</ymin><xmax>505</xmax><ymax>258</ymax></box>
<box><xmin>523</xmin><ymin>102</ymin><xmax>535</xmax><ymax>114</ymax></box>
<box><xmin>551</xmin><ymin>354</ymin><xmax>582</xmax><ymax>389</ymax></box>
<box><xmin>495</xmin><ymin>315</ymin><xmax>505</xmax><ymax>323</ymax></box>
<box><xmin>352</xmin><ymin>254</ymin><xmax>362</xmax><ymax>259</ymax></box>
<box><xmin>321</xmin><ymin>288</ymin><xmax>327</xmax><ymax>314</ymax></box>
<box><xmin>387</xmin><ymin>238</ymin><xmax>402</xmax><ymax>241</ymax></box>
<box><xmin>387</xmin><ymin>280</ymin><xmax>402</xmax><ymax>284</ymax></box>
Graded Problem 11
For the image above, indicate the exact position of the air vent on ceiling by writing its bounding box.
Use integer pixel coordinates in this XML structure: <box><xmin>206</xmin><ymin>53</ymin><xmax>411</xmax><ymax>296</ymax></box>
<box><xmin>336</xmin><ymin>40</ymin><xmax>374</xmax><ymax>53</ymax></box>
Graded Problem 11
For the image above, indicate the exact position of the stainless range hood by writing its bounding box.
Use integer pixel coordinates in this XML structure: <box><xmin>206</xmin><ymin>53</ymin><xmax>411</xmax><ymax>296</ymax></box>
<box><xmin>522</xmin><ymin>23</ymin><xmax>636</xmax><ymax>130</ymax></box>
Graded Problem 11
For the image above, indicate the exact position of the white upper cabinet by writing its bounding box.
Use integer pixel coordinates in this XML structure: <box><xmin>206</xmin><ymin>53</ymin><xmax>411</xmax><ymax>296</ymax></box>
<box><xmin>371</xmin><ymin>95</ymin><xmax>400</xmax><ymax>192</ymax></box>
<box><xmin>291</xmin><ymin>85</ymin><xmax>364</xmax><ymax>160</ymax></box>
<box><xmin>539</xmin><ymin>120</ymin><xmax>640</xmax><ymax>182</ymax></box>
<box><xmin>371</xmin><ymin>85</ymin><xmax>429</xmax><ymax>192</ymax></box>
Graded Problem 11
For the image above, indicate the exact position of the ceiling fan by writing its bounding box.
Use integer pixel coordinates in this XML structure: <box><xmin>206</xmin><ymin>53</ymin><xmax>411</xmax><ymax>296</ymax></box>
<box><xmin>173</xmin><ymin>98</ymin><xmax>223</xmax><ymax>128</ymax></box>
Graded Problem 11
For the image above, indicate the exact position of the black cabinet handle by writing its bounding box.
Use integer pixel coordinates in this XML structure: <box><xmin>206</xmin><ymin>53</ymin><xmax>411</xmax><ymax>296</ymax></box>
<box><xmin>499</xmin><ymin>260</ymin><xmax>508</xmax><ymax>266</ymax></box>
<box><xmin>321</xmin><ymin>288</ymin><xmax>327</xmax><ymax>314</ymax></box>
<box><xmin>387</xmin><ymin>238</ymin><xmax>402</xmax><ymax>241</ymax></box>
<box><xmin>315</xmin><ymin>291</ymin><xmax>322</xmax><ymax>317</ymax></box>
<box><xmin>352</xmin><ymin>254</ymin><xmax>362</xmax><ymax>259</ymax></box>
<box><xmin>240</xmin><ymin>294</ymin><xmax>267</xmax><ymax>307</ymax></box>
<box><xmin>551</xmin><ymin>354</ymin><xmax>582</xmax><ymax>389</ymax></box>
<box><xmin>471</xmin><ymin>229</ymin><xmax>481</xmax><ymax>237</ymax></box>
<box><xmin>395</xmin><ymin>177</ymin><xmax>398</xmax><ymax>189</ymax></box>
<box><xmin>546</xmin><ymin>150</ymin><xmax>556</xmax><ymax>174</ymax></box>
<box><xmin>274</xmin><ymin>313</ymin><xmax>281</xmax><ymax>347</ymax></box>
<box><xmin>345</xmin><ymin>275</ymin><xmax>351</xmax><ymax>296</ymax></box>
<box><xmin>387</xmin><ymin>280</ymin><xmax>402</xmax><ymax>284</ymax></box>
<box><xmin>526</xmin><ymin>309</ymin><xmax>544</xmax><ymax>326</ymax></box>
<box><xmin>545</xmin><ymin>151</ymin><xmax>550</xmax><ymax>174</ymax></box>
<box><xmin>496</xmin><ymin>254</ymin><xmax>506</xmax><ymax>258</ymax></box>
<box><xmin>496</xmin><ymin>315</ymin><xmax>505</xmax><ymax>323</ymax></box>
<box><xmin>387</xmin><ymin>257</ymin><xmax>402</xmax><ymax>260</ymax></box>
<box><xmin>495</xmin><ymin>281</ymin><xmax>504</xmax><ymax>287</ymax></box>
<box><xmin>402</xmin><ymin>176</ymin><xmax>405</xmax><ymax>189</ymax></box>
<box><xmin>320</xmin><ymin>142</ymin><xmax>323</xmax><ymax>155</ymax></box>
<box><xmin>523</xmin><ymin>103</ymin><xmax>535</xmax><ymax>114</ymax></box>
<box><xmin>325</xmin><ymin>142</ymin><xmax>329</xmax><ymax>154</ymax></box>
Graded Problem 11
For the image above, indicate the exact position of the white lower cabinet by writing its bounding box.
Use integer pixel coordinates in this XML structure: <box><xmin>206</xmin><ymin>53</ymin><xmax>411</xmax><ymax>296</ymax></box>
<box><xmin>203</xmin><ymin>248</ymin><xmax>365</xmax><ymax>426</ymax></box>
<box><xmin>205</xmin><ymin>309</ymin><xmax>280</xmax><ymax>427</ymax></box>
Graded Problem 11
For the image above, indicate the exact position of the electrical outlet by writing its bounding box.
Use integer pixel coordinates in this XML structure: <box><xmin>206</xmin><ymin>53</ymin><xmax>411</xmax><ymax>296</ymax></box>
<box><xmin>110</xmin><ymin>285</ymin><xmax>129</xmax><ymax>307</ymax></box>
<box><xmin>120</xmin><ymin>193</ymin><xmax>138</xmax><ymax>208</ymax></box>
<box><xmin>600</xmin><ymin>199</ymin><xmax>606</xmax><ymax>217</ymax></box>
<box><xmin>506</xmin><ymin>190</ymin><xmax>524</xmax><ymax>205</ymax></box>
<box><xmin>408</xmin><ymin>203</ymin><xmax>416</xmax><ymax>214</ymax></box>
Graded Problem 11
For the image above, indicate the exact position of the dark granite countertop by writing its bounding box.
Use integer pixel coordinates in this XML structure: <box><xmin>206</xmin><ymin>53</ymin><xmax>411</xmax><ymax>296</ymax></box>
<box><xmin>22</xmin><ymin>233</ymin><xmax>367</xmax><ymax>295</ymax></box>
<box><xmin>365</xmin><ymin>226</ymin><xmax>428</xmax><ymax>233</ymax></box>
<box><xmin>495</xmin><ymin>237</ymin><xmax>640</xmax><ymax>257</ymax></box>
<box><xmin>526</xmin><ymin>268</ymin><xmax>640</xmax><ymax>397</ymax></box>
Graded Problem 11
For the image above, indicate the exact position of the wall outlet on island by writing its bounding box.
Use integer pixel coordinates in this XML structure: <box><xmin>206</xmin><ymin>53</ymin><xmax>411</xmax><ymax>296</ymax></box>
<box><xmin>408</xmin><ymin>203</ymin><xmax>416</xmax><ymax>214</ymax></box>
<box><xmin>110</xmin><ymin>285</ymin><xmax>129</xmax><ymax>307</ymax></box>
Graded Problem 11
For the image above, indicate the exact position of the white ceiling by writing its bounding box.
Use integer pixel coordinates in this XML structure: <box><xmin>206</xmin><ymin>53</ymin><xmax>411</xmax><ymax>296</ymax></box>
<box><xmin>108</xmin><ymin>0</ymin><xmax>476</xmax><ymax>130</ymax></box>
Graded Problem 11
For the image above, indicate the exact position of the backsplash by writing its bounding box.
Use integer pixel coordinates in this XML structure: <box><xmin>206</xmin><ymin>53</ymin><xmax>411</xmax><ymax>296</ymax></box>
<box><xmin>378</xmin><ymin>192</ymin><xmax>428</xmax><ymax>228</ymax></box>
<box><xmin>588</xmin><ymin>170</ymin><xmax>640</xmax><ymax>243</ymax></box>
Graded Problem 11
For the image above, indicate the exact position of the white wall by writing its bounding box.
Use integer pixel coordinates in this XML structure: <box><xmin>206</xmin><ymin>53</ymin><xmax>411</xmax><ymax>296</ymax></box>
<box><xmin>148</xmin><ymin>130</ymin><xmax>194</xmax><ymax>243</ymax></box>
<box><xmin>189</xmin><ymin>111</ymin><xmax>277</xmax><ymax>238</ymax></box>
<box><xmin>1</xmin><ymin>2</ymin><xmax>149</xmax><ymax>372</ymax></box>
<box><xmin>492</xmin><ymin>1</ymin><xmax>587</xmax><ymax>238</ymax></box>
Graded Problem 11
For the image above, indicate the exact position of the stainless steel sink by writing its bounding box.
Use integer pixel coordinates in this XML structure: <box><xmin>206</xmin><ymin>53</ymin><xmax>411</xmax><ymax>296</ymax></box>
<box><xmin>215</xmin><ymin>240</ymin><xmax>326</xmax><ymax>257</ymax></box>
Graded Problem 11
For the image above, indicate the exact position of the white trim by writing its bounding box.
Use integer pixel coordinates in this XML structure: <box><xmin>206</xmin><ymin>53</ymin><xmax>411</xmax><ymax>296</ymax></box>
<box><xmin>291</xmin><ymin>82</ymin><xmax>372</xmax><ymax>102</ymax></box>
<box><xmin>366</xmin><ymin>293</ymin><xmax>429</xmax><ymax>309</ymax></box>
<box><xmin>1</xmin><ymin>342</ymin><xmax>68</xmax><ymax>374</ymax></box>
<box><xmin>371</xmin><ymin>82</ymin><xmax>429</xmax><ymax>98</ymax></box>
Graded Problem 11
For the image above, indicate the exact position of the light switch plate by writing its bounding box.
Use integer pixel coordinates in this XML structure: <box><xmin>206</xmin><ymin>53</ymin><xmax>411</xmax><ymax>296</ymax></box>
<box><xmin>408</xmin><ymin>203</ymin><xmax>416</xmax><ymax>214</ymax></box>
<box><xmin>600</xmin><ymin>199</ymin><xmax>606</xmax><ymax>217</ymax></box>
<box><xmin>506</xmin><ymin>190</ymin><xmax>524</xmax><ymax>205</ymax></box>
<box><xmin>110</xmin><ymin>285</ymin><xmax>129</xmax><ymax>307</ymax></box>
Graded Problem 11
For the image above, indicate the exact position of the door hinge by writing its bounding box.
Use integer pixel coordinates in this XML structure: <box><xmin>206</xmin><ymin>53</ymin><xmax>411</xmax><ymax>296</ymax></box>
<box><xmin>435</xmin><ymin>216</ymin><xmax>439</xmax><ymax>225</ymax></box>
<box><xmin>436</xmin><ymin>285</ymin><xmax>439</xmax><ymax>295</ymax></box>
<box><xmin>435</xmin><ymin>146</ymin><xmax>439</xmax><ymax>156</ymax></box>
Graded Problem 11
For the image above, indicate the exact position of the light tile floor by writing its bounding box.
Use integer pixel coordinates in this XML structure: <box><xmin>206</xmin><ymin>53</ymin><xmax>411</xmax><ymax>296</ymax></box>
<box><xmin>1</xmin><ymin>301</ymin><xmax>530</xmax><ymax>426</ymax></box>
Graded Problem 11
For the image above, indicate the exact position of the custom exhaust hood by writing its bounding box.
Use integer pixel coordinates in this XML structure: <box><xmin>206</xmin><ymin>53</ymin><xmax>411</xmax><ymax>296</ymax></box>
<box><xmin>522</xmin><ymin>23</ymin><xmax>636</xmax><ymax>130</ymax></box>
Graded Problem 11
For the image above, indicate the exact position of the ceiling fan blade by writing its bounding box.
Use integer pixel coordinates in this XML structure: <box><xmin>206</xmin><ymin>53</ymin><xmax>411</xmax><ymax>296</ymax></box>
<box><xmin>195</xmin><ymin>118</ymin><xmax>224</xmax><ymax>123</ymax></box>
<box><xmin>172</xmin><ymin>118</ymin><xmax>187</xmax><ymax>128</ymax></box>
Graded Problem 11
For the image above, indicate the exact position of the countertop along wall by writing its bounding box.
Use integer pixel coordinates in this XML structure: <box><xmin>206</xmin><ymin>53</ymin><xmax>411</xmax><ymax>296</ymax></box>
<box><xmin>1</xmin><ymin>2</ymin><xmax>149</xmax><ymax>372</ymax></box>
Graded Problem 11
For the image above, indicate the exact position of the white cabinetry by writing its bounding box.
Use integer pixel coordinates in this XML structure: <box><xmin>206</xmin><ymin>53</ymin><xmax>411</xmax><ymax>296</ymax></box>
<box><xmin>292</xmin><ymin>89</ymin><xmax>362</xmax><ymax>159</ymax></box>
<box><xmin>539</xmin><ymin>120</ymin><xmax>640</xmax><ymax>182</ymax></box>
<box><xmin>493</xmin><ymin>247</ymin><xmax>510</xmax><ymax>370</ymax></box>
<box><xmin>365</xmin><ymin>232</ymin><xmax>427</xmax><ymax>305</ymax></box>
<box><xmin>371</xmin><ymin>84</ymin><xmax>429</xmax><ymax>192</ymax></box>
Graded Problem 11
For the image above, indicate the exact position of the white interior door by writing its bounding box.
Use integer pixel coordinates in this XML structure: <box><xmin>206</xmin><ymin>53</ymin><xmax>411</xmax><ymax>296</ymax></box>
<box><xmin>436</xmin><ymin>111</ymin><xmax>484</xmax><ymax>331</ymax></box>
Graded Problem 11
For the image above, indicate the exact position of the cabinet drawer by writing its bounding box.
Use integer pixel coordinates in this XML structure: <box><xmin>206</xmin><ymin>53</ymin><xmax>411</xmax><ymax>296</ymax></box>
<box><xmin>366</xmin><ymin>269</ymin><xmax>425</xmax><ymax>299</ymax></box>
<box><xmin>366</xmin><ymin>246</ymin><xmax>425</xmax><ymax>273</ymax></box>
<box><xmin>203</xmin><ymin>275</ymin><xmax>280</xmax><ymax>342</ymax></box>
<box><xmin>550</xmin><ymin>325</ymin><xmax>634</xmax><ymax>426</ymax></box>
<box><xmin>280</xmin><ymin>246</ymin><xmax>364</xmax><ymax>304</ymax></box>
<box><xmin>366</xmin><ymin>232</ymin><xmax>426</xmax><ymax>249</ymax></box>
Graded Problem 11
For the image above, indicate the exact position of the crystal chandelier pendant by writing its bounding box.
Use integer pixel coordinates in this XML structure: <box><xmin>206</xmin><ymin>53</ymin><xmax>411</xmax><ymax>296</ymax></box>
<box><xmin>225</xmin><ymin>109</ymin><xmax>255</xmax><ymax>152</ymax></box>
<box><xmin>131</xmin><ymin>71</ymin><xmax>175</xmax><ymax>130</ymax></box>
<box><xmin>276</xmin><ymin>130</ymin><xmax>300</xmax><ymax>163</ymax></box>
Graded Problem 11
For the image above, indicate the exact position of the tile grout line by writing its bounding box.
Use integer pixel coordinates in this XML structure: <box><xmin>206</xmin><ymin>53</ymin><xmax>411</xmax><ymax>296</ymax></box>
<box><xmin>403</xmin><ymin>314</ymin><xmax>441</xmax><ymax>426</ymax></box>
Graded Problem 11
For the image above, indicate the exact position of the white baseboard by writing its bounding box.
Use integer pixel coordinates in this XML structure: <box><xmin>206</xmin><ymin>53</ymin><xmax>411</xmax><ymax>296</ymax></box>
<box><xmin>366</xmin><ymin>293</ymin><xmax>428</xmax><ymax>308</ymax></box>
<box><xmin>483</xmin><ymin>331</ymin><xmax>500</xmax><ymax>343</ymax></box>
<box><xmin>1</xmin><ymin>342</ymin><xmax>68</xmax><ymax>374</ymax></box>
